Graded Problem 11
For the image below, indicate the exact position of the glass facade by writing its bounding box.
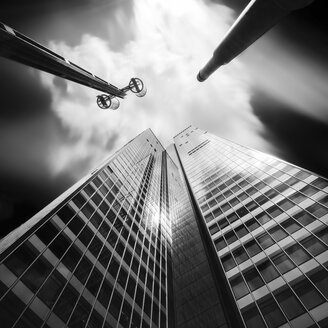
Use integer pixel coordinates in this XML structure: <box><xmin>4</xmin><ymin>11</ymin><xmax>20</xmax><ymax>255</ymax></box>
<box><xmin>0</xmin><ymin>129</ymin><xmax>173</xmax><ymax>328</ymax></box>
<box><xmin>1</xmin><ymin>126</ymin><xmax>328</xmax><ymax>328</ymax></box>
<box><xmin>174</xmin><ymin>126</ymin><xmax>328</xmax><ymax>328</ymax></box>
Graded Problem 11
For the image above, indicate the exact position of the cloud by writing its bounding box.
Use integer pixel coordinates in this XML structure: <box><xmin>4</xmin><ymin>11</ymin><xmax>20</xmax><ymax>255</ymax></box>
<box><xmin>40</xmin><ymin>0</ymin><xmax>270</xmax><ymax>179</ymax></box>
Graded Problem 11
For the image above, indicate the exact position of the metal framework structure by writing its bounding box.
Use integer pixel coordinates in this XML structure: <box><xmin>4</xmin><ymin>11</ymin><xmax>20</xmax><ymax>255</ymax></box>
<box><xmin>197</xmin><ymin>0</ymin><xmax>314</xmax><ymax>82</ymax></box>
<box><xmin>0</xmin><ymin>22</ymin><xmax>146</xmax><ymax>109</ymax></box>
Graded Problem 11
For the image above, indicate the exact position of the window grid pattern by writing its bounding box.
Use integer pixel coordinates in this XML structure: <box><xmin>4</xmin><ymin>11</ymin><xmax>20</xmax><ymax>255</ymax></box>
<box><xmin>175</xmin><ymin>126</ymin><xmax>328</xmax><ymax>328</ymax></box>
<box><xmin>0</xmin><ymin>130</ymin><xmax>173</xmax><ymax>328</ymax></box>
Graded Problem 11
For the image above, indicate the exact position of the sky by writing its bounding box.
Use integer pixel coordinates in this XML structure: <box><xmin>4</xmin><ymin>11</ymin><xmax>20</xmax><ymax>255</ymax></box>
<box><xmin>0</xmin><ymin>0</ymin><xmax>327</xmax><ymax>237</ymax></box>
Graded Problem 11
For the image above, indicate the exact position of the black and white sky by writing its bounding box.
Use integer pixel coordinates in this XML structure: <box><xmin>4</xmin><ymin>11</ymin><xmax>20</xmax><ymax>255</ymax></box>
<box><xmin>1</xmin><ymin>0</ymin><xmax>328</xmax><ymax>237</ymax></box>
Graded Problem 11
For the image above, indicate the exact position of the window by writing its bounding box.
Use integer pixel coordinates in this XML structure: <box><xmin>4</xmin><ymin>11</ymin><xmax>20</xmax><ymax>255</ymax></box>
<box><xmin>245</xmin><ymin>240</ymin><xmax>261</xmax><ymax>257</ymax></box>
<box><xmin>289</xmin><ymin>192</ymin><xmax>307</xmax><ymax>204</ymax></box>
<box><xmin>300</xmin><ymin>235</ymin><xmax>326</xmax><ymax>256</ymax></box>
<box><xmin>309</xmin><ymin>268</ymin><xmax>328</xmax><ymax>299</ymax></box>
<box><xmin>215</xmin><ymin>237</ymin><xmax>227</xmax><ymax>251</ymax></box>
<box><xmin>277</xmin><ymin>199</ymin><xmax>294</xmax><ymax>211</ymax></box>
<box><xmin>236</xmin><ymin>206</ymin><xmax>249</xmax><ymax>218</ymax></box>
<box><xmin>256</xmin><ymin>233</ymin><xmax>274</xmax><ymax>249</ymax></box>
<box><xmin>268</xmin><ymin>226</ymin><xmax>287</xmax><ymax>242</ymax></box>
<box><xmin>257</xmin><ymin>260</ymin><xmax>279</xmax><ymax>282</ymax></box>
<box><xmin>233</xmin><ymin>247</ymin><xmax>249</xmax><ymax>264</ymax></box>
<box><xmin>306</xmin><ymin>203</ymin><xmax>328</xmax><ymax>218</ymax></box>
<box><xmin>242</xmin><ymin>305</ymin><xmax>266</xmax><ymax>328</ymax></box>
<box><xmin>244</xmin><ymin>268</ymin><xmax>264</xmax><ymax>291</ymax></box>
<box><xmin>315</xmin><ymin>227</ymin><xmax>328</xmax><ymax>245</ymax></box>
<box><xmin>258</xmin><ymin>295</ymin><xmax>286</xmax><ymax>328</ymax></box>
<box><xmin>267</xmin><ymin>205</ymin><xmax>283</xmax><ymax>218</ymax></box>
<box><xmin>225</xmin><ymin>231</ymin><xmax>238</xmax><ymax>245</ymax></box>
<box><xmin>256</xmin><ymin>212</ymin><xmax>271</xmax><ymax>225</ymax></box>
<box><xmin>293</xmin><ymin>211</ymin><xmax>315</xmax><ymax>226</ymax></box>
<box><xmin>292</xmin><ymin>278</ymin><xmax>325</xmax><ymax>310</ymax></box>
<box><xmin>264</xmin><ymin>189</ymin><xmax>278</xmax><ymax>199</ymax></box>
<box><xmin>235</xmin><ymin>225</ymin><xmax>249</xmax><ymax>238</ymax></box>
<box><xmin>246</xmin><ymin>218</ymin><xmax>260</xmax><ymax>231</ymax></box>
<box><xmin>275</xmin><ymin>183</ymin><xmax>289</xmax><ymax>193</ymax></box>
<box><xmin>227</xmin><ymin>213</ymin><xmax>238</xmax><ymax>224</ymax></box>
<box><xmin>255</xmin><ymin>195</ymin><xmax>269</xmax><ymax>206</ymax></box>
<box><xmin>271</xmin><ymin>252</ymin><xmax>295</xmax><ymax>274</ymax></box>
<box><xmin>218</xmin><ymin>218</ymin><xmax>228</xmax><ymax>229</ymax></box>
<box><xmin>21</xmin><ymin>256</ymin><xmax>52</xmax><ymax>293</ymax></box>
<box><xmin>274</xmin><ymin>288</ymin><xmax>305</xmax><ymax>319</ymax></box>
<box><xmin>222</xmin><ymin>254</ymin><xmax>236</xmax><ymax>271</ymax></box>
<box><xmin>281</xmin><ymin>219</ymin><xmax>301</xmax><ymax>234</ymax></box>
<box><xmin>209</xmin><ymin>224</ymin><xmax>219</xmax><ymax>235</ymax></box>
<box><xmin>230</xmin><ymin>275</ymin><xmax>249</xmax><ymax>299</ymax></box>
<box><xmin>312</xmin><ymin>177</ymin><xmax>328</xmax><ymax>189</ymax></box>
<box><xmin>285</xmin><ymin>243</ymin><xmax>310</xmax><ymax>265</ymax></box>
<box><xmin>57</xmin><ymin>205</ymin><xmax>75</xmax><ymax>224</ymax></box>
<box><xmin>300</xmin><ymin>185</ymin><xmax>319</xmax><ymax>196</ymax></box>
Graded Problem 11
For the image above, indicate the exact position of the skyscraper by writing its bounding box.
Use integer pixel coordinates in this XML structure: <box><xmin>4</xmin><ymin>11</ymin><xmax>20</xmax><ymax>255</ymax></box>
<box><xmin>173</xmin><ymin>126</ymin><xmax>328</xmax><ymax>328</ymax></box>
<box><xmin>1</xmin><ymin>126</ymin><xmax>328</xmax><ymax>328</ymax></box>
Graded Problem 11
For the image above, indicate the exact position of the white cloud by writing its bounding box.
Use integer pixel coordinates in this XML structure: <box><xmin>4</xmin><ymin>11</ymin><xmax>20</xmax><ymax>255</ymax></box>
<box><xmin>40</xmin><ymin>0</ymin><xmax>269</xmax><ymax>178</ymax></box>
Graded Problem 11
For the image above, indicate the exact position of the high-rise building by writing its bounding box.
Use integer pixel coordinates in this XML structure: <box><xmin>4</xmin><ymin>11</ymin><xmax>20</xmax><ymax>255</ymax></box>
<box><xmin>173</xmin><ymin>126</ymin><xmax>328</xmax><ymax>328</ymax></box>
<box><xmin>1</xmin><ymin>126</ymin><xmax>328</xmax><ymax>328</ymax></box>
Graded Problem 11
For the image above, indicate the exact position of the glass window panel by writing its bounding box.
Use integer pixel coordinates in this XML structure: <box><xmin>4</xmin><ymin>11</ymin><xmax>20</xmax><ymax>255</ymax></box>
<box><xmin>235</xmin><ymin>225</ymin><xmax>249</xmax><ymax>238</ymax></box>
<box><xmin>56</xmin><ymin>205</ymin><xmax>75</xmax><ymax>223</ymax></box>
<box><xmin>257</xmin><ymin>233</ymin><xmax>275</xmax><ymax>249</ymax></box>
<box><xmin>222</xmin><ymin>254</ymin><xmax>236</xmax><ymax>272</ymax></box>
<box><xmin>72</xmin><ymin>193</ymin><xmax>86</xmax><ymax>208</ymax></box>
<box><xmin>285</xmin><ymin>243</ymin><xmax>311</xmax><ymax>265</ymax></box>
<box><xmin>271</xmin><ymin>252</ymin><xmax>295</xmax><ymax>274</ymax></box>
<box><xmin>309</xmin><ymin>268</ymin><xmax>328</xmax><ymax>299</ymax></box>
<box><xmin>244</xmin><ymin>268</ymin><xmax>264</xmax><ymax>291</ymax></box>
<box><xmin>0</xmin><ymin>287</ymin><xmax>28</xmax><ymax>327</ymax></box>
<box><xmin>274</xmin><ymin>288</ymin><xmax>305</xmax><ymax>320</ymax></box>
<box><xmin>242</xmin><ymin>305</ymin><xmax>266</xmax><ymax>328</ymax></box>
<box><xmin>293</xmin><ymin>211</ymin><xmax>316</xmax><ymax>226</ymax></box>
<box><xmin>289</xmin><ymin>192</ymin><xmax>307</xmax><ymax>204</ymax></box>
<box><xmin>209</xmin><ymin>224</ymin><xmax>219</xmax><ymax>235</ymax></box>
<box><xmin>315</xmin><ymin>227</ymin><xmax>328</xmax><ymax>245</ymax></box>
<box><xmin>300</xmin><ymin>235</ymin><xmax>326</xmax><ymax>256</ymax></box>
<box><xmin>227</xmin><ymin>213</ymin><xmax>238</xmax><ymax>224</ymax></box>
<box><xmin>68</xmin><ymin>215</ymin><xmax>84</xmax><ymax>236</ymax></box>
<box><xmin>225</xmin><ymin>231</ymin><xmax>238</xmax><ymax>245</ymax></box>
<box><xmin>53</xmin><ymin>284</ymin><xmax>79</xmax><ymax>323</ymax></box>
<box><xmin>277</xmin><ymin>199</ymin><xmax>294</xmax><ymax>211</ymax></box>
<box><xmin>4</xmin><ymin>243</ymin><xmax>38</xmax><ymax>277</ymax></box>
<box><xmin>258</xmin><ymin>295</ymin><xmax>286</xmax><ymax>328</ymax></box>
<box><xmin>37</xmin><ymin>270</ymin><xmax>66</xmax><ymax>307</ymax></box>
<box><xmin>300</xmin><ymin>185</ymin><xmax>319</xmax><ymax>197</ymax></box>
<box><xmin>245</xmin><ymin>240</ymin><xmax>261</xmax><ymax>257</ymax></box>
<box><xmin>257</xmin><ymin>260</ymin><xmax>279</xmax><ymax>282</ymax></box>
<box><xmin>281</xmin><ymin>219</ymin><xmax>301</xmax><ymax>234</ymax></box>
<box><xmin>233</xmin><ymin>247</ymin><xmax>249</xmax><ymax>264</ymax></box>
<box><xmin>35</xmin><ymin>221</ymin><xmax>59</xmax><ymax>246</ymax></box>
<box><xmin>236</xmin><ymin>206</ymin><xmax>249</xmax><ymax>218</ymax></box>
<box><xmin>312</xmin><ymin>177</ymin><xmax>328</xmax><ymax>189</ymax></box>
<box><xmin>256</xmin><ymin>212</ymin><xmax>271</xmax><ymax>225</ymax></box>
<box><xmin>215</xmin><ymin>237</ymin><xmax>227</xmax><ymax>251</ymax></box>
<box><xmin>74</xmin><ymin>256</ymin><xmax>93</xmax><ymax>284</ymax></box>
<box><xmin>68</xmin><ymin>297</ymin><xmax>91</xmax><ymax>328</ymax></box>
<box><xmin>268</xmin><ymin>226</ymin><xmax>288</xmax><ymax>242</ymax></box>
<box><xmin>307</xmin><ymin>203</ymin><xmax>328</xmax><ymax>218</ymax></box>
<box><xmin>267</xmin><ymin>206</ymin><xmax>283</xmax><ymax>218</ymax></box>
<box><xmin>230</xmin><ymin>275</ymin><xmax>249</xmax><ymax>299</ymax></box>
<box><xmin>21</xmin><ymin>256</ymin><xmax>52</xmax><ymax>292</ymax></box>
<box><xmin>246</xmin><ymin>218</ymin><xmax>260</xmax><ymax>231</ymax></box>
<box><xmin>292</xmin><ymin>278</ymin><xmax>325</xmax><ymax>310</ymax></box>
<box><xmin>109</xmin><ymin>291</ymin><xmax>122</xmax><ymax>320</ymax></box>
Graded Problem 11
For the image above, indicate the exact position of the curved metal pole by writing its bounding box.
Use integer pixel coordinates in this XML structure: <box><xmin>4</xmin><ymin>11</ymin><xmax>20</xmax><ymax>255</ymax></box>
<box><xmin>197</xmin><ymin>0</ymin><xmax>314</xmax><ymax>82</ymax></box>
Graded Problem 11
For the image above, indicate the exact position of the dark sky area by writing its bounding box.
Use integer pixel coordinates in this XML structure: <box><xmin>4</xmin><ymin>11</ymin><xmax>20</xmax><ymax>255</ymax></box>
<box><xmin>0</xmin><ymin>0</ymin><xmax>328</xmax><ymax>238</ymax></box>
